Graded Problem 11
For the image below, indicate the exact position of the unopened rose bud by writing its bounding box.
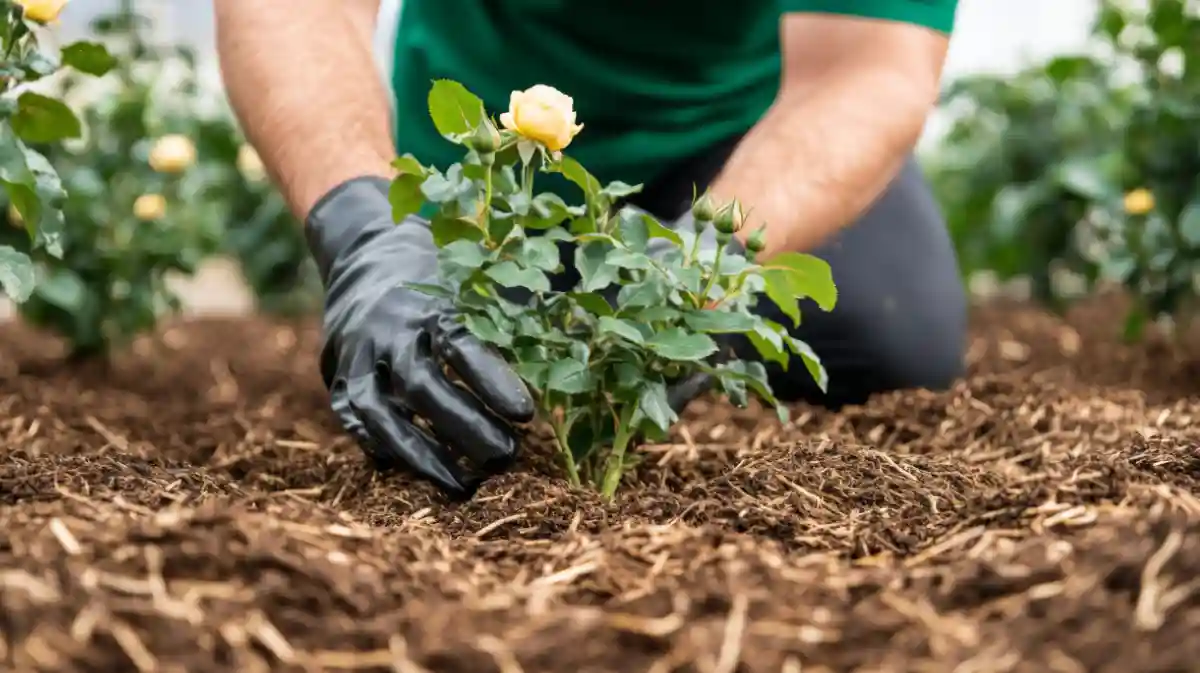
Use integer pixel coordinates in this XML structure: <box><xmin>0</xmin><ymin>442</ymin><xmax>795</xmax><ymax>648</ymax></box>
<box><xmin>713</xmin><ymin>200</ymin><xmax>744</xmax><ymax>235</ymax></box>
<box><xmin>465</xmin><ymin>120</ymin><xmax>502</xmax><ymax>155</ymax></box>
<box><xmin>746</xmin><ymin>227</ymin><xmax>766</xmax><ymax>254</ymax></box>
<box><xmin>691</xmin><ymin>192</ymin><xmax>717</xmax><ymax>222</ymax></box>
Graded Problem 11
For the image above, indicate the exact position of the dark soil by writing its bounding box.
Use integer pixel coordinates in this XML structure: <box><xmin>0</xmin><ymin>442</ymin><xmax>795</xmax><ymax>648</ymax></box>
<box><xmin>3</xmin><ymin>292</ymin><xmax>1200</xmax><ymax>672</ymax></box>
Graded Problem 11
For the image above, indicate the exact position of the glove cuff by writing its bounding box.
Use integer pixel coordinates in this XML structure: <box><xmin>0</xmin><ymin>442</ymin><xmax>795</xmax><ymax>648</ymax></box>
<box><xmin>304</xmin><ymin>175</ymin><xmax>394</xmax><ymax>281</ymax></box>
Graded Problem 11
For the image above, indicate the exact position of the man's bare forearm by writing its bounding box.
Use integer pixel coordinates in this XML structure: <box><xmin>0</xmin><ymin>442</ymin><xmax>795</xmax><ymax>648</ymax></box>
<box><xmin>213</xmin><ymin>0</ymin><xmax>395</xmax><ymax>221</ymax></box>
<box><xmin>710</xmin><ymin>15</ymin><xmax>949</xmax><ymax>258</ymax></box>
<box><xmin>711</xmin><ymin>68</ymin><xmax>933</xmax><ymax>257</ymax></box>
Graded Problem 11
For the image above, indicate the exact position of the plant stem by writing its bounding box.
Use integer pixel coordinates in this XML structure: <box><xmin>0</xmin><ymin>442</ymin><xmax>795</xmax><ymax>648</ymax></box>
<box><xmin>599</xmin><ymin>404</ymin><xmax>638</xmax><ymax>500</ymax></box>
<box><xmin>698</xmin><ymin>238</ymin><xmax>728</xmax><ymax>306</ymax></box>
<box><xmin>550</xmin><ymin>417</ymin><xmax>581</xmax><ymax>487</ymax></box>
<box><xmin>522</xmin><ymin>158</ymin><xmax>535</xmax><ymax>203</ymax></box>
<box><xmin>479</xmin><ymin>163</ymin><xmax>494</xmax><ymax>241</ymax></box>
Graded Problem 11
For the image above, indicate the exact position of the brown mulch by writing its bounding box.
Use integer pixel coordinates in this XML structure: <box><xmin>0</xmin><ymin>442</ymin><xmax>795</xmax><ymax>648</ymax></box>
<box><xmin>2</xmin><ymin>292</ymin><xmax>1199</xmax><ymax>672</ymax></box>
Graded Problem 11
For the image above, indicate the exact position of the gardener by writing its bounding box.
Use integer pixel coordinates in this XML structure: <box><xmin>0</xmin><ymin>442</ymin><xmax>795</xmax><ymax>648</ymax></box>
<box><xmin>213</xmin><ymin>0</ymin><xmax>966</xmax><ymax>496</ymax></box>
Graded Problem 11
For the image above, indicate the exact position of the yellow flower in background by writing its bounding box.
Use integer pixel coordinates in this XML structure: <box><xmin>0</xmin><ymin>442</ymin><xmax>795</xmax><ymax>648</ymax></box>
<box><xmin>499</xmin><ymin>84</ymin><xmax>584</xmax><ymax>152</ymax></box>
<box><xmin>148</xmin><ymin>134</ymin><xmax>196</xmax><ymax>174</ymax></box>
<box><xmin>236</xmin><ymin>144</ymin><xmax>266</xmax><ymax>181</ymax></box>
<box><xmin>15</xmin><ymin>0</ymin><xmax>68</xmax><ymax>24</ymax></box>
<box><xmin>1123</xmin><ymin>187</ymin><xmax>1155</xmax><ymax>215</ymax></box>
<box><xmin>133</xmin><ymin>194</ymin><xmax>166</xmax><ymax>221</ymax></box>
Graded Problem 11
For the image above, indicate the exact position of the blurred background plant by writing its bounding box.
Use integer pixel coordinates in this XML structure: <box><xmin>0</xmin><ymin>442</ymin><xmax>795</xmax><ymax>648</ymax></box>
<box><xmin>0</xmin><ymin>0</ymin><xmax>115</xmax><ymax>306</ymax></box>
<box><xmin>926</xmin><ymin>0</ymin><xmax>1200</xmax><ymax>340</ymax></box>
<box><xmin>0</xmin><ymin>0</ymin><xmax>317</xmax><ymax>358</ymax></box>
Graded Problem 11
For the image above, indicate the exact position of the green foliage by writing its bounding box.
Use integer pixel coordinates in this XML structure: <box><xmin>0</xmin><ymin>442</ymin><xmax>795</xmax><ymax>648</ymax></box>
<box><xmin>194</xmin><ymin>114</ymin><xmax>320</xmax><ymax>316</ymax></box>
<box><xmin>0</xmin><ymin>2</ymin><xmax>223</xmax><ymax>357</ymax></box>
<box><xmin>390</xmin><ymin>80</ymin><xmax>837</xmax><ymax>499</ymax></box>
<box><xmin>0</xmin><ymin>0</ymin><xmax>115</xmax><ymax>303</ymax></box>
<box><xmin>928</xmin><ymin>0</ymin><xmax>1200</xmax><ymax>339</ymax></box>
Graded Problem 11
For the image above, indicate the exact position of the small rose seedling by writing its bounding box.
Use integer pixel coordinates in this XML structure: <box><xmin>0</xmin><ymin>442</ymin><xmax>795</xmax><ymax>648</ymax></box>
<box><xmin>390</xmin><ymin>80</ymin><xmax>837</xmax><ymax>499</ymax></box>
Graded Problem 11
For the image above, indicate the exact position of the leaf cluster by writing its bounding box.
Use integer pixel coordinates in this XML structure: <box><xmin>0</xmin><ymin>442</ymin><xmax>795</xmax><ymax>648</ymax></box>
<box><xmin>0</xmin><ymin>0</ymin><xmax>115</xmax><ymax>305</ymax></box>
<box><xmin>390</xmin><ymin>80</ymin><xmax>837</xmax><ymax>497</ymax></box>
<box><xmin>926</xmin><ymin>0</ymin><xmax>1200</xmax><ymax>339</ymax></box>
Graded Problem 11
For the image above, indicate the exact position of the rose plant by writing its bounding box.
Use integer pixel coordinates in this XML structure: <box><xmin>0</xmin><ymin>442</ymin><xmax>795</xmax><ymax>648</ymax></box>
<box><xmin>929</xmin><ymin>0</ymin><xmax>1200</xmax><ymax>340</ymax></box>
<box><xmin>0</xmin><ymin>1</ymin><xmax>225</xmax><ymax>357</ymax></box>
<box><xmin>390</xmin><ymin>80</ymin><xmax>837</xmax><ymax>498</ymax></box>
<box><xmin>0</xmin><ymin>0</ymin><xmax>115</xmax><ymax>303</ymax></box>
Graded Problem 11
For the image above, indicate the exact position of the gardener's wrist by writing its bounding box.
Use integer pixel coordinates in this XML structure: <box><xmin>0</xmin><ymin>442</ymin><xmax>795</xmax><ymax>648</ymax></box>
<box><xmin>303</xmin><ymin>174</ymin><xmax>397</xmax><ymax>280</ymax></box>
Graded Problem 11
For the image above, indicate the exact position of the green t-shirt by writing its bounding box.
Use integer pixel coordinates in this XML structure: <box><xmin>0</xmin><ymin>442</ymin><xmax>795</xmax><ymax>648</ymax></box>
<box><xmin>391</xmin><ymin>0</ymin><xmax>956</xmax><ymax>200</ymax></box>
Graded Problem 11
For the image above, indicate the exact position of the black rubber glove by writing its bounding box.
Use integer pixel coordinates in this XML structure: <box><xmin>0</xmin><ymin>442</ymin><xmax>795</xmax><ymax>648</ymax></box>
<box><xmin>305</xmin><ymin>176</ymin><xmax>535</xmax><ymax>497</ymax></box>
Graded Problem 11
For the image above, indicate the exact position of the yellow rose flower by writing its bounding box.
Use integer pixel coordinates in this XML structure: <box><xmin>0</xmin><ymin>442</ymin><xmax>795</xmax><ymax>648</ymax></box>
<box><xmin>499</xmin><ymin>84</ymin><xmax>584</xmax><ymax>152</ymax></box>
<box><xmin>133</xmin><ymin>194</ymin><xmax>166</xmax><ymax>221</ymax></box>
<box><xmin>1124</xmin><ymin>187</ymin><xmax>1155</xmax><ymax>215</ymax></box>
<box><xmin>236</xmin><ymin>144</ymin><xmax>265</xmax><ymax>181</ymax></box>
<box><xmin>15</xmin><ymin>0</ymin><xmax>68</xmax><ymax>24</ymax></box>
<box><xmin>148</xmin><ymin>134</ymin><xmax>196</xmax><ymax>174</ymax></box>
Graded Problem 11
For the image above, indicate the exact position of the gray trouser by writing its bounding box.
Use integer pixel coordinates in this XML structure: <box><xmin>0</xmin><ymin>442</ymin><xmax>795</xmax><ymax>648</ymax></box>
<box><xmin>552</xmin><ymin>135</ymin><xmax>968</xmax><ymax>409</ymax></box>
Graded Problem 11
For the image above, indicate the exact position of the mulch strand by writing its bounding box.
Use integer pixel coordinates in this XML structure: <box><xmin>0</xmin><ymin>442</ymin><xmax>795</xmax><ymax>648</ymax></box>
<box><xmin>3</xmin><ymin>292</ymin><xmax>1200</xmax><ymax>672</ymax></box>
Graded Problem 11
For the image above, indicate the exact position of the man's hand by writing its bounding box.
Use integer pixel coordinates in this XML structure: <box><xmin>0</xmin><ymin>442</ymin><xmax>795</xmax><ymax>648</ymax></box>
<box><xmin>709</xmin><ymin>13</ymin><xmax>951</xmax><ymax>258</ymax></box>
<box><xmin>306</xmin><ymin>177</ymin><xmax>535</xmax><ymax>496</ymax></box>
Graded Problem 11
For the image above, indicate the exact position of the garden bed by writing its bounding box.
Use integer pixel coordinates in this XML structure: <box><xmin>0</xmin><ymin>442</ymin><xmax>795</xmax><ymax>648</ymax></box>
<box><xmin>2</xmin><ymin>294</ymin><xmax>1199</xmax><ymax>672</ymax></box>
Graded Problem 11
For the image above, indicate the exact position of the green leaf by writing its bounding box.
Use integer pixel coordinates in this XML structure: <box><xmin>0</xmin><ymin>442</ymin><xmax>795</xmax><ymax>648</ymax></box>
<box><xmin>575</xmin><ymin>240</ymin><xmax>619</xmax><ymax>291</ymax></box>
<box><xmin>392</xmin><ymin>154</ymin><xmax>428</xmax><ymax>177</ymax></box>
<box><xmin>439</xmin><ymin>239</ymin><xmax>489</xmax><ymax>270</ymax></box>
<box><xmin>617</xmin><ymin>275</ymin><xmax>669</xmax><ymax>309</ymax></box>
<box><xmin>34</xmin><ymin>267</ymin><xmax>85</xmax><ymax>310</ymax></box>
<box><xmin>643</xmin><ymin>213</ymin><xmax>684</xmax><ymax>247</ymax></box>
<box><xmin>427</xmin><ymin>79</ymin><xmax>486</xmax><ymax>139</ymax></box>
<box><xmin>515</xmin><ymin>237</ymin><xmax>560</xmax><ymax>272</ymax></box>
<box><xmin>547</xmin><ymin>358</ymin><xmax>593</xmax><ymax>394</ymax></box>
<box><xmin>485</xmin><ymin>260</ymin><xmax>551</xmax><ymax>292</ymax></box>
<box><xmin>762</xmin><ymin>269</ymin><xmax>801</xmax><ymax>327</ymax></box>
<box><xmin>0</xmin><ymin>245</ymin><xmax>35</xmax><ymax>302</ymax></box>
<box><xmin>1179</xmin><ymin>199</ymin><xmax>1200</xmax><ymax>247</ymax></box>
<box><xmin>598</xmin><ymin>316</ymin><xmax>645</xmax><ymax>344</ymax></box>
<box><xmin>606</xmin><ymin>248</ymin><xmax>651</xmax><ymax>270</ymax></box>
<box><xmin>568</xmin><ymin>291</ymin><xmax>614</xmax><ymax>316</ymax></box>
<box><xmin>514</xmin><ymin>362</ymin><xmax>550</xmax><ymax>389</ymax></box>
<box><xmin>786</xmin><ymin>336</ymin><xmax>828</xmax><ymax>392</ymax></box>
<box><xmin>645</xmin><ymin>329</ymin><xmax>718</xmax><ymax>361</ymax></box>
<box><xmin>389</xmin><ymin>174</ymin><xmax>425</xmax><ymax>222</ymax></box>
<box><xmin>11</xmin><ymin>93</ymin><xmax>82</xmax><ymax>144</ymax></box>
<box><xmin>765</xmin><ymin>253</ymin><xmax>837</xmax><ymax>312</ymax></box>
<box><xmin>402</xmin><ymin>282</ymin><xmax>455</xmax><ymax>300</ymax></box>
<box><xmin>683</xmin><ymin>310</ymin><xmax>756</xmax><ymax>333</ymax></box>
<box><xmin>421</xmin><ymin>165</ymin><xmax>472</xmax><ymax>204</ymax></box>
<box><xmin>1054</xmin><ymin>158</ymin><xmax>1112</xmax><ymax>200</ymax></box>
<box><xmin>431</xmin><ymin>214</ymin><xmax>484</xmax><ymax>247</ymax></box>
<box><xmin>634</xmin><ymin>381</ymin><xmax>675</xmax><ymax>433</ymax></box>
<box><xmin>601</xmin><ymin>181</ymin><xmax>642</xmax><ymax>199</ymax></box>
<box><xmin>464</xmin><ymin>314</ymin><xmax>513</xmax><ymax>347</ymax></box>
<box><xmin>60</xmin><ymin>41</ymin><xmax>117</xmax><ymax>76</ymax></box>
<box><xmin>524</xmin><ymin>192</ymin><xmax>579</xmax><ymax>230</ymax></box>
<box><xmin>747</xmin><ymin>320</ymin><xmax>788</xmax><ymax>369</ymax></box>
<box><xmin>556</xmin><ymin>155</ymin><xmax>602</xmax><ymax>199</ymax></box>
<box><xmin>20</xmin><ymin>147</ymin><xmax>64</xmax><ymax>256</ymax></box>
